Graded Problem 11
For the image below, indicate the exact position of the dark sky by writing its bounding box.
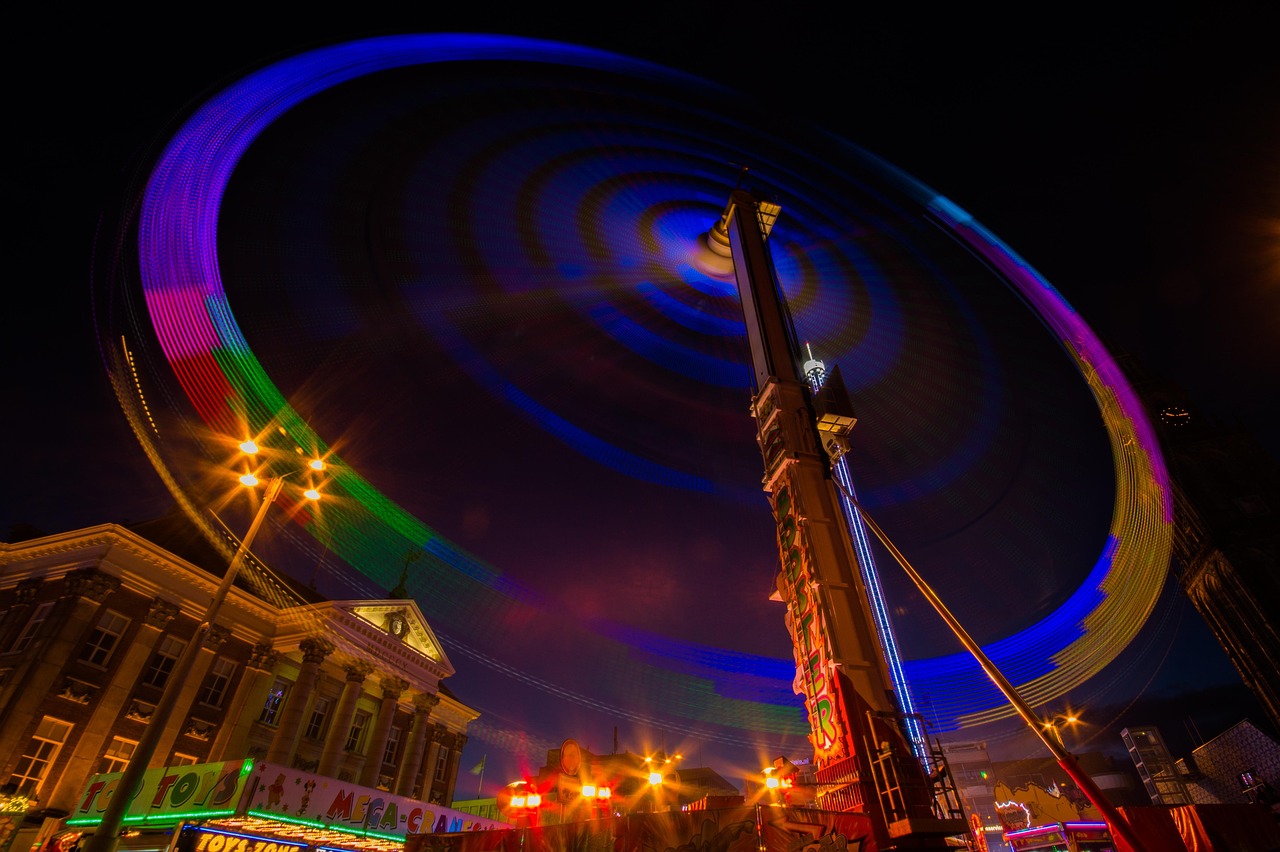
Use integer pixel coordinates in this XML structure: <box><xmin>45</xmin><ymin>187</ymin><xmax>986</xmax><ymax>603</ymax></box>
<box><xmin>9</xmin><ymin>3</ymin><xmax>1278</xmax><ymax>794</ymax></box>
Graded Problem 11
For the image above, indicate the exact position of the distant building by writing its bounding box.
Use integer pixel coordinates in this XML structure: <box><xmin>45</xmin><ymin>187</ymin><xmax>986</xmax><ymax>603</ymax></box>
<box><xmin>1122</xmin><ymin>355</ymin><xmax>1280</xmax><ymax>732</ymax></box>
<box><xmin>1176</xmin><ymin>719</ymin><xmax>1280</xmax><ymax>811</ymax></box>
<box><xmin>940</xmin><ymin>741</ymin><xmax>1008</xmax><ymax>852</ymax></box>
<box><xmin>1121</xmin><ymin>726</ymin><xmax>1193</xmax><ymax>805</ymax></box>
<box><xmin>514</xmin><ymin>740</ymin><xmax>741</xmax><ymax>822</ymax></box>
<box><xmin>0</xmin><ymin>522</ymin><xmax>477</xmax><ymax>852</ymax></box>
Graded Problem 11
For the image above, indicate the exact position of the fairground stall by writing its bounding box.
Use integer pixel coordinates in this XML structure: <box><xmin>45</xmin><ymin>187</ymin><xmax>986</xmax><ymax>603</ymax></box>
<box><xmin>57</xmin><ymin>760</ymin><xmax>507</xmax><ymax>852</ymax></box>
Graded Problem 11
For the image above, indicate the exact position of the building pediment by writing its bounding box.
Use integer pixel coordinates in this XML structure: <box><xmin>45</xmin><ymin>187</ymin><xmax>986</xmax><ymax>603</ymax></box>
<box><xmin>274</xmin><ymin>600</ymin><xmax>456</xmax><ymax>686</ymax></box>
<box><xmin>344</xmin><ymin>601</ymin><xmax>448</xmax><ymax>663</ymax></box>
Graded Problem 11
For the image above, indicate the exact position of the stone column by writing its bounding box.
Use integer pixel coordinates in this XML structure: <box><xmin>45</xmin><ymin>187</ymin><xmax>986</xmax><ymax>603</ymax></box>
<box><xmin>266</xmin><ymin>637</ymin><xmax>334</xmax><ymax>765</ymax></box>
<box><xmin>358</xmin><ymin>677</ymin><xmax>409</xmax><ymax>787</ymax></box>
<box><xmin>394</xmin><ymin>693</ymin><xmax>438</xmax><ymax>797</ymax></box>
<box><xmin>150</xmin><ymin>624</ymin><xmax>230</xmax><ymax>763</ymax></box>
<box><xmin>0</xmin><ymin>569</ymin><xmax>119</xmax><ymax>769</ymax></box>
<box><xmin>44</xmin><ymin>597</ymin><xmax>179</xmax><ymax>813</ymax></box>
<box><xmin>318</xmin><ymin>661</ymin><xmax>374</xmax><ymax>777</ymax></box>
<box><xmin>418</xmin><ymin>729</ymin><xmax>445</xmax><ymax>801</ymax></box>
<box><xmin>443</xmin><ymin>733</ymin><xmax>467</xmax><ymax>805</ymax></box>
<box><xmin>0</xmin><ymin>580</ymin><xmax>47</xmax><ymax>718</ymax></box>
<box><xmin>211</xmin><ymin>642</ymin><xmax>280</xmax><ymax>759</ymax></box>
<box><xmin>0</xmin><ymin>577</ymin><xmax>43</xmax><ymax>649</ymax></box>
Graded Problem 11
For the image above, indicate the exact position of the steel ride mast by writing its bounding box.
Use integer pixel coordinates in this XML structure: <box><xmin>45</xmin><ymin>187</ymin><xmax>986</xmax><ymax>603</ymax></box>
<box><xmin>801</xmin><ymin>343</ymin><xmax>930</xmax><ymax>765</ymax></box>
<box><xmin>708</xmin><ymin>189</ymin><xmax>965</xmax><ymax>849</ymax></box>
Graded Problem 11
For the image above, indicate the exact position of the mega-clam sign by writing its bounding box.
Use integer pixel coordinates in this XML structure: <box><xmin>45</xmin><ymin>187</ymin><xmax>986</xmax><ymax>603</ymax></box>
<box><xmin>244</xmin><ymin>764</ymin><xmax>507</xmax><ymax>837</ymax></box>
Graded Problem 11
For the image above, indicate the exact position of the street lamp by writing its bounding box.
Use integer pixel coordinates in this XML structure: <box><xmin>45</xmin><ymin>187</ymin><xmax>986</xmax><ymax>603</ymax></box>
<box><xmin>83</xmin><ymin>446</ymin><xmax>324</xmax><ymax>852</ymax></box>
<box><xmin>1042</xmin><ymin>712</ymin><xmax>1082</xmax><ymax>751</ymax></box>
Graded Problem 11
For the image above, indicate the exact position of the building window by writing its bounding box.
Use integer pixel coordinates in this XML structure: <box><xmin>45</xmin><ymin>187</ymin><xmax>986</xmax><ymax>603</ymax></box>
<box><xmin>11</xmin><ymin>602</ymin><xmax>55</xmax><ymax>653</ymax></box>
<box><xmin>100</xmin><ymin>736</ymin><xmax>138</xmax><ymax>774</ymax></box>
<box><xmin>305</xmin><ymin>696</ymin><xmax>333</xmax><ymax>740</ymax></box>
<box><xmin>80</xmin><ymin>611</ymin><xmax>129</xmax><ymax>667</ymax></box>
<box><xmin>434</xmin><ymin>746</ymin><xmax>450</xmax><ymax>782</ymax></box>
<box><xmin>8</xmin><ymin>717</ymin><xmax>73</xmax><ymax>795</ymax></box>
<box><xmin>198</xmin><ymin>657</ymin><xmax>236</xmax><ymax>707</ymax></box>
<box><xmin>171</xmin><ymin>753</ymin><xmax>199</xmax><ymax>766</ymax></box>
<box><xmin>142</xmin><ymin>636</ymin><xmax>186</xmax><ymax>688</ymax></box>
<box><xmin>382</xmin><ymin>725</ymin><xmax>402</xmax><ymax>766</ymax></box>
<box><xmin>345</xmin><ymin>710</ymin><xmax>371</xmax><ymax>752</ymax></box>
<box><xmin>259</xmin><ymin>678</ymin><xmax>290</xmax><ymax>725</ymax></box>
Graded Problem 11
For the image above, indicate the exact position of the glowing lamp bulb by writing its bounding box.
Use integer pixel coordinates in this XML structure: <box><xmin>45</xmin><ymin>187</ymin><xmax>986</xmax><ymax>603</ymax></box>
<box><xmin>648</xmin><ymin>772</ymin><xmax>662</xmax><ymax>786</ymax></box>
<box><xmin>511</xmin><ymin>795</ymin><xmax>526</xmax><ymax>808</ymax></box>
<box><xmin>309</xmin><ymin>458</ymin><xmax>325</xmax><ymax>471</ymax></box>
<box><xmin>598</xmin><ymin>787</ymin><xmax>611</xmax><ymax>799</ymax></box>
<box><xmin>239</xmin><ymin>473</ymin><xmax>259</xmax><ymax>487</ymax></box>
<box><xmin>525</xmin><ymin>793</ymin><xmax>541</xmax><ymax>808</ymax></box>
<box><xmin>303</xmin><ymin>488</ymin><xmax>321</xmax><ymax>501</ymax></box>
<box><xmin>239</xmin><ymin>440</ymin><xmax>259</xmax><ymax>455</ymax></box>
<box><xmin>765</xmin><ymin>777</ymin><xmax>780</xmax><ymax>789</ymax></box>
<box><xmin>582</xmin><ymin>785</ymin><xmax>596</xmax><ymax>798</ymax></box>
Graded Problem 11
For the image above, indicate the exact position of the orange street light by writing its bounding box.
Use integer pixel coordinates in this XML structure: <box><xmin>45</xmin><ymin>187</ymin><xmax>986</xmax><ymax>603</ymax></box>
<box><xmin>85</xmin><ymin>448</ymin><xmax>325</xmax><ymax>852</ymax></box>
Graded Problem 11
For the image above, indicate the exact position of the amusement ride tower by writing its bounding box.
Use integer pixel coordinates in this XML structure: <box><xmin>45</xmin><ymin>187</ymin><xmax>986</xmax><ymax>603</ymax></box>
<box><xmin>707</xmin><ymin>189</ymin><xmax>965</xmax><ymax>849</ymax></box>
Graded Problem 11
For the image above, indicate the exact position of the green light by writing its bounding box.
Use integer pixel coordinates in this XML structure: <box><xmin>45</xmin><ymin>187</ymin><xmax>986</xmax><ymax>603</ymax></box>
<box><xmin>244</xmin><ymin>810</ymin><xmax>404</xmax><ymax>842</ymax></box>
<box><xmin>66</xmin><ymin>809</ymin><xmax>238</xmax><ymax>828</ymax></box>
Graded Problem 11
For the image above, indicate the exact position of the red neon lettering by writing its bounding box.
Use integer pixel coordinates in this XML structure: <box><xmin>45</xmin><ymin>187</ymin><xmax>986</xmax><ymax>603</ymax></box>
<box><xmin>80</xmin><ymin>781</ymin><xmax>106</xmax><ymax>813</ymax></box>
<box><xmin>406</xmin><ymin>808</ymin><xmax>423</xmax><ymax>833</ymax></box>
<box><xmin>151</xmin><ymin>774</ymin><xmax>178</xmax><ymax>808</ymax></box>
<box><xmin>327</xmin><ymin>790</ymin><xmax>355</xmax><ymax>820</ymax></box>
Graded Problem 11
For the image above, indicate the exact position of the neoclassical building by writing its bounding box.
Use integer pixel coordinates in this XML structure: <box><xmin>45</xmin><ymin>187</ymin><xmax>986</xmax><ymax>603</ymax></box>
<box><xmin>0</xmin><ymin>521</ymin><xmax>477</xmax><ymax>848</ymax></box>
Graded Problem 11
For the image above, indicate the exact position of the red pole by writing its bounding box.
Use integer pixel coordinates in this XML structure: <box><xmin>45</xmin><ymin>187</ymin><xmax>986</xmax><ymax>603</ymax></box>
<box><xmin>843</xmin><ymin>490</ymin><xmax>1149</xmax><ymax>852</ymax></box>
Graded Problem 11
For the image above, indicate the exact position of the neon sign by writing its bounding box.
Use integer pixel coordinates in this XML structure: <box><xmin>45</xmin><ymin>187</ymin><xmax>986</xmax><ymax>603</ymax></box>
<box><xmin>773</xmin><ymin>478</ymin><xmax>846</xmax><ymax>760</ymax></box>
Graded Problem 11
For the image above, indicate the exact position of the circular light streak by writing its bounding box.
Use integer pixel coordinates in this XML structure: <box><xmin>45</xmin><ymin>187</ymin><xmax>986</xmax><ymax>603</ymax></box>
<box><xmin>106</xmin><ymin>34</ymin><xmax>1173</xmax><ymax>741</ymax></box>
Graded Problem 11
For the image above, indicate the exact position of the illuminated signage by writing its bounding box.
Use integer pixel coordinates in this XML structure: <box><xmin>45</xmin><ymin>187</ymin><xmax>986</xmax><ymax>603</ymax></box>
<box><xmin>67</xmin><ymin>761</ymin><xmax>253</xmax><ymax>827</ymax></box>
<box><xmin>245</xmin><ymin>764</ymin><xmax>507</xmax><ymax>839</ymax></box>
<box><xmin>181</xmin><ymin>826</ymin><xmax>307</xmax><ymax>852</ymax></box>
<box><xmin>772</xmin><ymin>479</ymin><xmax>847</xmax><ymax>761</ymax></box>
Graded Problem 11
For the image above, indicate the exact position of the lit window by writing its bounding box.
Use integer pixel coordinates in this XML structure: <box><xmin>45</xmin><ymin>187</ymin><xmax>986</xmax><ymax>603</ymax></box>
<box><xmin>171</xmin><ymin>753</ymin><xmax>199</xmax><ymax>766</ymax></box>
<box><xmin>80</xmin><ymin>611</ymin><xmax>130</xmax><ymax>667</ymax></box>
<box><xmin>434</xmin><ymin>746</ymin><xmax>450</xmax><ymax>782</ymax></box>
<box><xmin>9</xmin><ymin>717</ymin><xmax>73</xmax><ymax>795</ymax></box>
<box><xmin>305</xmin><ymin>696</ymin><xmax>333</xmax><ymax>740</ymax></box>
<box><xmin>259</xmin><ymin>678</ymin><xmax>290</xmax><ymax>725</ymax></box>
<box><xmin>382</xmin><ymin>726</ymin><xmax>402</xmax><ymax>766</ymax></box>
<box><xmin>345</xmin><ymin>710</ymin><xmax>371</xmax><ymax>752</ymax></box>
<box><xmin>101</xmin><ymin>736</ymin><xmax>138</xmax><ymax>774</ymax></box>
<box><xmin>11</xmin><ymin>602</ymin><xmax>55</xmax><ymax>653</ymax></box>
<box><xmin>198</xmin><ymin>657</ymin><xmax>236</xmax><ymax>707</ymax></box>
<box><xmin>142</xmin><ymin>636</ymin><xmax>186</xmax><ymax>688</ymax></box>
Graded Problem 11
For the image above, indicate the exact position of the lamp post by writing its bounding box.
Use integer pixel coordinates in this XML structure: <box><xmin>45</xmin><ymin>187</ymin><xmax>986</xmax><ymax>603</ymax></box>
<box><xmin>82</xmin><ymin>445</ymin><xmax>322</xmax><ymax>852</ymax></box>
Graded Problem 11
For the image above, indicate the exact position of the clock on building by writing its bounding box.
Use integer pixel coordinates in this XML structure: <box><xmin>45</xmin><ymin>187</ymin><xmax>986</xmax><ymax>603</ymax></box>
<box><xmin>1160</xmin><ymin>405</ymin><xmax>1192</xmax><ymax>427</ymax></box>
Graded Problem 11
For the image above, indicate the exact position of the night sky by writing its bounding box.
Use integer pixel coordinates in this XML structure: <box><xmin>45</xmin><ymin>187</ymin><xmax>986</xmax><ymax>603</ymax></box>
<box><xmin>9</xmin><ymin>4</ymin><xmax>1278</xmax><ymax>795</ymax></box>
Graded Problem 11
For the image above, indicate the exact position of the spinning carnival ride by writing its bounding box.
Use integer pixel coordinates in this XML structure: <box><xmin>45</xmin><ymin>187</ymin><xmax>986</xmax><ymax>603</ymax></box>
<box><xmin>93</xmin><ymin>35</ymin><xmax>1174</xmax><ymax>767</ymax></box>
